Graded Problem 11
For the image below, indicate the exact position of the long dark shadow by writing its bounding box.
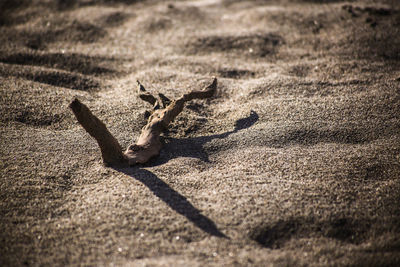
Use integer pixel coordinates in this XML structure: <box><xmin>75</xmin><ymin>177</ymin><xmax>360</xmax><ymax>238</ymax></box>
<box><xmin>117</xmin><ymin>167</ymin><xmax>228</xmax><ymax>238</ymax></box>
<box><xmin>114</xmin><ymin>111</ymin><xmax>259</xmax><ymax>238</ymax></box>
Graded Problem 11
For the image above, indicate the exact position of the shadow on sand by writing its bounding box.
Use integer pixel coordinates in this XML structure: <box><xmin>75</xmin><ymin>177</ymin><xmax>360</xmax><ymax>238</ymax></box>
<box><xmin>118</xmin><ymin>167</ymin><xmax>227</xmax><ymax>238</ymax></box>
<box><xmin>115</xmin><ymin>111</ymin><xmax>259</xmax><ymax>238</ymax></box>
<box><xmin>150</xmin><ymin>110</ymin><xmax>259</xmax><ymax>165</ymax></box>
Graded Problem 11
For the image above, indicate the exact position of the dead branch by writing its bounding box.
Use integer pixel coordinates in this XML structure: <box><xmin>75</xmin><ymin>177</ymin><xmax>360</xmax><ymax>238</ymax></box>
<box><xmin>69</xmin><ymin>99</ymin><xmax>125</xmax><ymax>166</ymax></box>
<box><xmin>70</xmin><ymin>78</ymin><xmax>217</xmax><ymax>166</ymax></box>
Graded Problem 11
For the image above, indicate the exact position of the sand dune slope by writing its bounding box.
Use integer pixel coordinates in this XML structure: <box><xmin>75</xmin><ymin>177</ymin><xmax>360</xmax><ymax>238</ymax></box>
<box><xmin>1</xmin><ymin>0</ymin><xmax>400</xmax><ymax>266</ymax></box>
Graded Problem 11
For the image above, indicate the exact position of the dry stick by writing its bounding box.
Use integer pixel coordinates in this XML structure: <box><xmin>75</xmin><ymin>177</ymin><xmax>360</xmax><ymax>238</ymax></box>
<box><xmin>70</xmin><ymin>78</ymin><xmax>217</xmax><ymax>166</ymax></box>
<box><xmin>69</xmin><ymin>99</ymin><xmax>125</xmax><ymax>166</ymax></box>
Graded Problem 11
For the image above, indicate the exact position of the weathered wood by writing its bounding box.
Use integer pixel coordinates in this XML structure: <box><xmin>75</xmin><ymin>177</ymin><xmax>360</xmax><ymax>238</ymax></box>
<box><xmin>70</xmin><ymin>78</ymin><xmax>217</xmax><ymax>166</ymax></box>
<box><xmin>69</xmin><ymin>99</ymin><xmax>126</xmax><ymax>166</ymax></box>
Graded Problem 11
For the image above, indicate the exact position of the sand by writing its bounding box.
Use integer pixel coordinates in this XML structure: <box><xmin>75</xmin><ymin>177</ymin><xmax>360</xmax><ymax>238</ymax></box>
<box><xmin>1</xmin><ymin>0</ymin><xmax>400</xmax><ymax>266</ymax></box>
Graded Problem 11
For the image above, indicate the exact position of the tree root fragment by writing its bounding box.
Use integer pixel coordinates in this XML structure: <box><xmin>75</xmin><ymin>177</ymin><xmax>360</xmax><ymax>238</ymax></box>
<box><xmin>70</xmin><ymin>78</ymin><xmax>217</xmax><ymax>166</ymax></box>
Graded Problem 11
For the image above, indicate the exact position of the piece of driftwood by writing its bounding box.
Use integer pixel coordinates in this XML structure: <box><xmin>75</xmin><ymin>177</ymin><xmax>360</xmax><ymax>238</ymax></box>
<box><xmin>70</xmin><ymin>78</ymin><xmax>217</xmax><ymax>166</ymax></box>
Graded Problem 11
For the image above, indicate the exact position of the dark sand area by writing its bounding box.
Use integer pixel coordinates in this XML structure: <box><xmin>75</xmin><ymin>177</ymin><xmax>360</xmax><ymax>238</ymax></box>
<box><xmin>1</xmin><ymin>0</ymin><xmax>400</xmax><ymax>266</ymax></box>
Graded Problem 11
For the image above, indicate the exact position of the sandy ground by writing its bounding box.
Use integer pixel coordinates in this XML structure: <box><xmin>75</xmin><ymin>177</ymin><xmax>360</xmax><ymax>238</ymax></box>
<box><xmin>1</xmin><ymin>0</ymin><xmax>400</xmax><ymax>266</ymax></box>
